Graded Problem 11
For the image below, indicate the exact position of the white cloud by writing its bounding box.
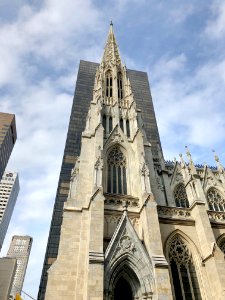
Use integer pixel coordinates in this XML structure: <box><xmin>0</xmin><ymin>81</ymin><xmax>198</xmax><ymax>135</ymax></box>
<box><xmin>150</xmin><ymin>54</ymin><xmax>225</xmax><ymax>159</ymax></box>
<box><xmin>0</xmin><ymin>1</ymin><xmax>105</xmax><ymax>297</ymax></box>
<box><xmin>205</xmin><ymin>1</ymin><xmax>225</xmax><ymax>38</ymax></box>
<box><xmin>169</xmin><ymin>4</ymin><xmax>194</xmax><ymax>24</ymax></box>
<box><xmin>1</xmin><ymin>1</ymin><xmax>225</xmax><ymax>298</ymax></box>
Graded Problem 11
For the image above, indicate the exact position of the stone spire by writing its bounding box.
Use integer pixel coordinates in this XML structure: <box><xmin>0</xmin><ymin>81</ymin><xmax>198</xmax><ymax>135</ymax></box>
<box><xmin>101</xmin><ymin>22</ymin><xmax>122</xmax><ymax>68</ymax></box>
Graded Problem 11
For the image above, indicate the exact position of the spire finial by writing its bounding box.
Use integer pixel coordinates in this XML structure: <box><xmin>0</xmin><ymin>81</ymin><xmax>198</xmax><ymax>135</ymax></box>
<box><xmin>212</xmin><ymin>149</ymin><xmax>219</xmax><ymax>162</ymax></box>
<box><xmin>212</xmin><ymin>149</ymin><xmax>224</xmax><ymax>174</ymax></box>
<box><xmin>101</xmin><ymin>23</ymin><xmax>121</xmax><ymax>67</ymax></box>
<box><xmin>185</xmin><ymin>145</ymin><xmax>197</xmax><ymax>174</ymax></box>
<box><xmin>185</xmin><ymin>146</ymin><xmax>192</xmax><ymax>161</ymax></box>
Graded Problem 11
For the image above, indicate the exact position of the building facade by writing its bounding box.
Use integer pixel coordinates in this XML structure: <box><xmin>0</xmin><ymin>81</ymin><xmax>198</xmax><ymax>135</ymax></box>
<box><xmin>0</xmin><ymin>257</ymin><xmax>17</xmax><ymax>300</ymax></box>
<box><xmin>0</xmin><ymin>113</ymin><xmax>17</xmax><ymax>180</ymax></box>
<box><xmin>7</xmin><ymin>235</ymin><xmax>33</xmax><ymax>298</ymax></box>
<box><xmin>39</xmin><ymin>26</ymin><xmax>225</xmax><ymax>299</ymax></box>
<box><xmin>0</xmin><ymin>171</ymin><xmax>20</xmax><ymax>250</ymax></box>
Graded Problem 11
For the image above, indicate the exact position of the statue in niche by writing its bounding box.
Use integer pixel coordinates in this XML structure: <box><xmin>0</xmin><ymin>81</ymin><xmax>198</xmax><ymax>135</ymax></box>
<box><xmin>69</xmin><ymin>158</ymin><xmax>80</xmax><ymax>199</ymax></box>
<box><xmin>140</xmin><ymin>152</ymin><xmax>151</xmax><ymax>193</ymax></box>
<box><xmin>94</xmin><ymin>146</ymin><xmax>103</xmax><ymax>187</ymax></box>
<box><xmin>93</xmin><ymin>71</ymin><xmax>103</xmax><ymax>100</ymax></box>
<box><xmin>85</xmin><ymin>108</ymin><xmax>91</xmax><ymax>131</ymax></box>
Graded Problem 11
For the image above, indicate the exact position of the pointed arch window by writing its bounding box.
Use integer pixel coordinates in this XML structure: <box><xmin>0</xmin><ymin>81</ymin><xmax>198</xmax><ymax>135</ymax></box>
<box><xmin>120</xmin><ymin>118</ymin><xmax>124</xmax><ymax>132</ymax></box>
<box><xmin>126</xmin><ymin>119</ymin><xmax>130</xmax><ymax>138</ymax></box>
<box><xmin>207</xmin><ymin>188</ymin><xmax>225</xmax><ymax>211</ymax></box>
<box><xmin>106</xmin><ymin>71</ymin><xmax>113</xmax><ymax>98</ymax></box>
<box><xmin>174</xmin><ymin>184</ymin><xmax>189</xmax><ymax>208</ymax></box>
<box><xmin>169</xmin><ymin>235</ymin><xmax>202</xmax><ymax>300</ymax></box>
<box><xmin>102</xmin><ymin>114</ymin><xmax>107</xmax><ymax>132</ymax></box>
<box><xmin>109</xmin><ymin>116</ymin><xmax>113</xmax><ymax>132</ymax></box>
<box><xmin>107</xmin><ymin>146</ymin><xmax>127</xmax><ymax>195</ymax></box>
<box><xmin>117</xmin><ymin>72</ymin><xmax>123</xmax><ymax>100</ymax></box>
<box><xmin>217</xmin><ymin>238</ymin><xmax>225</xmax><ymax>254</ymax></box>
<box><xmin>102</xmin><ymin>114</ymin><xmax>113</xmax><ymax>135</ymax></box>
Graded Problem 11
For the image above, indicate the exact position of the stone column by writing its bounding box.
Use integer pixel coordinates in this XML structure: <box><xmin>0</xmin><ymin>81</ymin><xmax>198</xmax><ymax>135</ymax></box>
<box><xmin>87</xmin><ymin>190</ymin><xmax>105</xmax><ymax>300</ymax></box>
<box><xmin>140</xmin><ymin>195</ymin><xmax>173</xmax><ymax>300</ymax></box>
<box><xmin>191</xmin><ymin>201</ymin><xmax>225</xmax><ymax>300</ymax></box>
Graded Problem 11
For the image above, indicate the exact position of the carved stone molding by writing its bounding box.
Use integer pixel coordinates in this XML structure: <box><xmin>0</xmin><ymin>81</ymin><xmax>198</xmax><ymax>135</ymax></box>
<box><xmin>157</xmin><ymin>206</ymin><xmax>191</xmax><ymax>218</ymax></box>
<box><xmin>109</xmin><ymin>131</ymin><xmax>124</xmax><ymax>143</ymax></box>
<box><xmin>175</xmin><ymin>171</ymin><xmax>183</xmax><ymax>183</ymax></box>
<box><xmin>104</xmin><ymin>195</ymin><xmax>139</xmax><ymax>209</ymax></box>
<box><xmin>113</xmin><ymin>232</ymin><xmax>136</xmax><ymax>259</ymax></box>
<box><xmin>89</xmin><ymin>251</ymin><xmax>104</xmax><ymax>264</ymax></box>
<box><xmin>152</xmin><ymin>255</ymin><xmax>168</xmax><ymax>268</ymax></box>
<box><xmin>208</xmin><ymin>211</ymin><xmax>225</xmax><ymax>222</ymax></box>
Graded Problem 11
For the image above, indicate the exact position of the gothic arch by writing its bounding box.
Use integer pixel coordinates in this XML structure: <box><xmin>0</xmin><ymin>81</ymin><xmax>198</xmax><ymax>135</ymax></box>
<box><xmin>105</xmin><ymin>70</ymin><xmax>113</xmax><ymax>98</ymax></box>
<box><xmin>217</xmin><ymin>234</ymin><xmax>225</xmax><ymax>255</ymax></box>
<box><xmin>105</xmin><ymin>144</ymin><xmax>127</xmax><ymax>195</ymax></box>
<box><xmin>102</xmin><ymin>106</ymin><xmax>113</xmax><ymax>135</ymax></box>
<box><xmin>173</xmin><ymin>183</ymin><xmax>189</xmax><ymax>208</ymax></box>
<box><xmin>164</xmin><ymin>230</ymin><xmax>204</xmax><ymax>300</ymax></box>
<box><xmin>105</xmin><ymin>254</ymin><xmax>152</xmax><ymax>299</ymax></box>
<box><xmin>104</xmin><ymin>213</ymin><xmax>154</xmax><ymax>299</ymax></box>
<box><xmin>103</xmin><ymin>125</ymin><xmax>138</xmax><ymax>197</ymax></box>
<box><xmin>206</xmin><ymin>187</ymin><xmax>225</xmax><ymax>211</ymax></box>
<box><xmin>117</xmin><ymin>71</ymin><xmax>123</xmax><ymax>100</ymax></box>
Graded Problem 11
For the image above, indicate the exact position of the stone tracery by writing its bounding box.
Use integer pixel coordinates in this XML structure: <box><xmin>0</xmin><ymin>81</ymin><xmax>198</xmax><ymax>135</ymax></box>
<box><xmin>174</xmin><ymin>183</ymin><xmax>189</xmax><ymax>208</ymax></box>
<box><xmin>107</xmin><ymin>146</ymin><xmax>127</xmax><ymax>195</ymax></box>
<box><xmin>168</xmin><ymin>234</ymin><xmax>202</xmax><ymax>300</ymax></box>
<box><xmin>207</xmin><ymin>188</ymin><xmax>225</xmax><ymax>212</ymax></box>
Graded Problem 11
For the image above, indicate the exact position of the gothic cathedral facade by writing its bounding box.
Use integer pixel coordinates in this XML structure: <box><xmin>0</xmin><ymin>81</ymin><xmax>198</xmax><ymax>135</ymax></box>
<box><xmin>39</xmin><ymin>25</ymin><xmax>225</xmax><ymax>299</ymax></box>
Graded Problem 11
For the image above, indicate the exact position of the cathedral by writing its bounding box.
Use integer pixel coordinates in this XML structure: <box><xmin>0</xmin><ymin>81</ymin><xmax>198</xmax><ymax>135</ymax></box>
<box><xmin>38</xmin><ymin>25</ymin><xmax>225</xmax><ymax>300</ymax></box>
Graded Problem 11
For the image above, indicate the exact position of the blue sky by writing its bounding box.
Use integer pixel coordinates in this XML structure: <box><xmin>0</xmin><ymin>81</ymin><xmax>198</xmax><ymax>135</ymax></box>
<box><xmin>0</xmin><ymin>0</ymin><xmax>225</xmax><ymax>298</ymax></box>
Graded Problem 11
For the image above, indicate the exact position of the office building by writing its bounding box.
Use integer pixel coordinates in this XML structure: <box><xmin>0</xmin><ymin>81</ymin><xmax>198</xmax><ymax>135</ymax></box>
<box><xmin>0</xmin><ymin>257</ymin><xmax>17</xmax><ymax>300</ymax></box>
<box><xmin>0</xmin><ymin>113</ymin><xmax>17</xmax><ymax>180</ymax></box>
<box><xmin>0</xmin><ymin>171</ymin><xmax>19</xmax><ymax>250</ymax></box>
<box><xmin>39</xmin><ymin>25</ymin><xmax>225</xmax><ymax>299</ymax></box>
<box><xmin>7</xmin><ymin>235</ymin><xmax>33</xmax><ymax>297</ymax></box>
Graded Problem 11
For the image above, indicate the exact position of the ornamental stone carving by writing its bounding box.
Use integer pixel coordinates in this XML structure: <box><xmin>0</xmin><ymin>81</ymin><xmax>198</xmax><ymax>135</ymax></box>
<box><xmin>208</xmin><ymin>211</ymin><xmax>225</xmax><ymax>222</ymax></box>
<box><xmin>68</xmin><ymin>157</ymin><xmax>80</xmax><ymax>199</ymax></box>
<box><xmin>94</xmin><ymin>146</ymin><xmax>103</xmax><ymax>187</ymax></box>
<box><xmin>104</xmin><ymin>197</ymin><xmax>139</xmax><ymax>208</ymax></box>
<box><xmin>140</xmin><ymin>152</ymin><xmax>151</xmax><ymax>193</ymax></box>
<box><xmin>157</xmin><ymin>206</ymin><xmax>191</xmax><ymax>218</ymax></box>
<box><xmin>175</xmin><ymin>171</ymin><xmax>183</xmax><ymax>183</ymax></box>
<box><xmin>113</xmin><ymin>230</ymin><xmax>136</xmax><ymax>259</ymax></box>
<box><xmin>109</xmin><ymin>131</ymin><xmax>124</xmax><ymax>143</ymax></box>
<box><xmin>206</xmin><ymin>175</ymin><xmax>217</xmax><ymax>188</ymax></box>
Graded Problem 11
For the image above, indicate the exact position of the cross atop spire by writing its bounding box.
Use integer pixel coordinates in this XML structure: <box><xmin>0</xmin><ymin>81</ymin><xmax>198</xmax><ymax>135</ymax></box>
<box><xmin>101</xmin><ymin>23</ymin><xmax>122</xmax><ymax>68</ymax></box>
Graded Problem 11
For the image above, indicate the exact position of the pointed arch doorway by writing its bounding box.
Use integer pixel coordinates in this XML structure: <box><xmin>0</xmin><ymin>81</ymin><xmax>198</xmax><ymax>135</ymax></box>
<box><xmin>114</xmin><ymin>276</ymin><xmax>133</xmax><ymax>300</ymax></box>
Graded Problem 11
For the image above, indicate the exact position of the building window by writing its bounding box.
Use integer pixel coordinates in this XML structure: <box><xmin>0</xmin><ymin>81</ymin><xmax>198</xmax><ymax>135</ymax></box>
<box><xmin>126</xmin><ymin>120</ymin><xmax>130</xmax><ymax>138</ymax></box>
<box><xmin>106</xmin><ymin>71</ymin><xmax>113</xmax><ymax>98</ymax></box>
<box><xmin>217</xmin><ymin>238</ymin><xmax>225</xmax><ymax>254</ymax></box>
<box><xmin>169</xmin><ymin>235</ymin><xmax>202</xmax><ymax>300</ymax></box>
<box><xmin>102</xmin><ymin>114</ymin><xmax>113</xmax><ymax>135</ymax></box>
<box><xmin>117</xmin><ymin>73</ymin><xmax>123</xmax><ymax>100</ymax></box>
<box><xmin>107</xmin><ymin>146</ymin><xmax>127</xmax><ymax>195</ymax></box>
<box><xmin>174</xmin><ymin>184</ymin><xmax>189</xmax><ymax>208</ymax></box>
<box><xmin>207</xmin><ymin>188</ymin><xmax>225</xmax><ymax>211</ymax></box>
<box><xmin>120</xmin><ymin>118</ymin><xmax>124</xmax><ymax>131</ymax></box>
<box><xmin>103</xmin><ymin>115</ymin><xmax>107</xmax><ymax>132</ymax></box>
<box><xmin>109</xmin><ymin>116</ymin><xmax>113</xmax><ymax>133</ymax></box>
